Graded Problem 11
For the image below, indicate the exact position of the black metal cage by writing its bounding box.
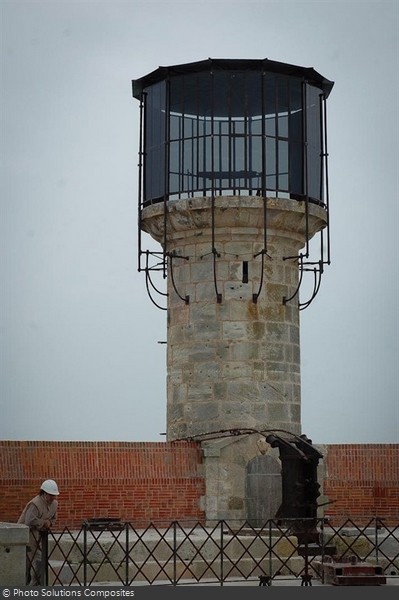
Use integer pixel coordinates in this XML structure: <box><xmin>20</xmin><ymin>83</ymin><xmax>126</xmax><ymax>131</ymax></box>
<box><xmin>132</xmin><ymin>58</ymin><xmax>334</xmax><ymax>207</ymax></box>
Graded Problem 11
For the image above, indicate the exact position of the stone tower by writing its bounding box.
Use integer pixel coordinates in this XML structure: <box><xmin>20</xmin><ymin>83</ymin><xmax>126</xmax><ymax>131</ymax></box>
<box><xmin>132</xmin><ymin>58</ymin><xmax>333</xmax><ymax>523</ymax></box>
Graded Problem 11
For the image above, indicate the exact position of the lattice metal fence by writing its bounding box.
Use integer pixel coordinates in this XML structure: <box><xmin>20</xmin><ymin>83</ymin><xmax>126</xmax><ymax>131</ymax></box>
<box><xmin>29</xmin><ymin>517</ymin><xmax>399</xmax><ymax>586</ymax></box>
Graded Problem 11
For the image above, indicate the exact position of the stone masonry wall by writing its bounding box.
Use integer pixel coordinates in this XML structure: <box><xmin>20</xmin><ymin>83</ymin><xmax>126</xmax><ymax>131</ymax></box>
<box><xmin>141</xmin><ymin>196</ymin><xmax>328</xmax><ymax>441</ymax></box>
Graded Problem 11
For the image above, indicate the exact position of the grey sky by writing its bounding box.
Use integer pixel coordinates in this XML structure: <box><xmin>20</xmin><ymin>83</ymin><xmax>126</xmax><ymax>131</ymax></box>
<box><xmin>1</xmin><ymin>0</ymin><xmax>398</xmax><ymax>444</ymax></box>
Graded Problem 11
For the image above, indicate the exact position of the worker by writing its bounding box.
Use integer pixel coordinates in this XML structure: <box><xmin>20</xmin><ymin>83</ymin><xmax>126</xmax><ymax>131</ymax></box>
<box><xmin>18</xmin><ymin>479</ymin><xmax>60</xmax><ymax>585</ymax></box>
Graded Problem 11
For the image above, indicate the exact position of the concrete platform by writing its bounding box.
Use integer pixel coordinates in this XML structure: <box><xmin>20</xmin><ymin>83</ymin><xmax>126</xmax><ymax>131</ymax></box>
<box><xmin>92</xmin><ymin>576</ymin><xmax>399</xmax><ymax>587</ymax></box>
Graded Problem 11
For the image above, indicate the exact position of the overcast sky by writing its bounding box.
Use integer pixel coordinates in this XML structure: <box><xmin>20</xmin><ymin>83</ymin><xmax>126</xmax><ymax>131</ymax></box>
<box><xmin>1</xmin><ymin>0</ymin><xmax>398</xmax><ymax>444</ymax></box>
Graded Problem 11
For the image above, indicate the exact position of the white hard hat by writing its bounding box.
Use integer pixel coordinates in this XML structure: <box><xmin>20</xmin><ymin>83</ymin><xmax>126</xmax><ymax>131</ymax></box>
<box><xmin>40</xmin><ymin>479</ymin><xmax>60</xmax><ymax>495</ymax></box>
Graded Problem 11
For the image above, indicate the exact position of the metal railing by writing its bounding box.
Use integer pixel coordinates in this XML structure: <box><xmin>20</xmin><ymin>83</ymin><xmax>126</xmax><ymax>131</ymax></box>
<box><xmin>31</xmin><ymin>517</ymin><xmax>399</xmax><ymax>586</ymax></box>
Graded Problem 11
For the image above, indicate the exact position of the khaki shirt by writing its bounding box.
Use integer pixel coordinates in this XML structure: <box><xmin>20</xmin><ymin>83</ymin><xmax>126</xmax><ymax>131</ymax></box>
<box><xmin>18</xmin><ymin>494</ymin><xmax>58</xmax><ymax>548</ymax></box>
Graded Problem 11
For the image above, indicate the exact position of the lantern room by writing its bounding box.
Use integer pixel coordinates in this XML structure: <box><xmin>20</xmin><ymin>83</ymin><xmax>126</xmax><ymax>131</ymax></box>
<box><xmin>132</xmin><ymin>58</ymin><xmax>334</xmax><ymax>207</ymax></box>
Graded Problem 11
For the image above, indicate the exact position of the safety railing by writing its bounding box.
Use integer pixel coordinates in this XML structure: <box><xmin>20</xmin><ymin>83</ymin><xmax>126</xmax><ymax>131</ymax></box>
<box><xmin>30</xmin><ymin>517</ymin><xmax>399</xmax><ymax>586</ymax></box>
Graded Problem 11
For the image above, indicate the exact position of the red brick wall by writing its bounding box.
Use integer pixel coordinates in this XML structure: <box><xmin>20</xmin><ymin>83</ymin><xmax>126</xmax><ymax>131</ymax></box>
<box><xmin>1</xmin><ymin>441</ymin><xmax>398</xmax><ymax>529</ymax></box>
<box><xmin>323</xmin><ymin>444</ymin><xmax>399</xmax><ymax>523</ymax></box>
<box><xmin>0</xmin><ymin>441</ymin><xmax>205</xmax><ymax>528</ymax></box>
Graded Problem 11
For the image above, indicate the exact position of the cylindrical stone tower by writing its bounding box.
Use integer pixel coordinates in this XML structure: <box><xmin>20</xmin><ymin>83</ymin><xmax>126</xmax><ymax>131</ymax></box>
<box><xmin>132</xmin><ymin>58</ymin><xmax>333</xmax><ymax>522</ymax></box>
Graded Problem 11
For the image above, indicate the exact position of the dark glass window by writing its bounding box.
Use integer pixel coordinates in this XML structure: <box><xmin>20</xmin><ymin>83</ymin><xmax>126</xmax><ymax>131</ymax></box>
<box><xmin>306</xmin><ymin>84</ymin><xmax>322</xmax><ymax>201</ymax></box>
<box><xmin>141</xmin><ymin>69</ymin><xmax>324</xmax><ymax>205</ymax></box>
<box><xmin>144</xmin><ymin>82</ymin><xmax>166</xmax><ymax>201</ymax></box>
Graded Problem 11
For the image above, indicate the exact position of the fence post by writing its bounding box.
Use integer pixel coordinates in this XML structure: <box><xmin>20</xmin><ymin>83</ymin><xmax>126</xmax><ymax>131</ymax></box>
<box><xmin>173</xmin><ymin>521</ymin><xmax>177</xmax><ymax>586</ymax></box>
<box><xmin>220</xmin><ymin>521</ymin><xmax>224</xmax><ymax>586</ymax></box>
<box><xmin>268</xmin><ymin>520</ymin><xmax>273</xmax><ymax>581</ymax></box>
<box><xmin>83</xmin><ymin>523</ymin><xmax>88</xmax><ymax>586</ymax></box>
<box><xmin>375</xmin><ymin>516</ymin><xmax>380</xmax><ymax>565</ymax></box>
<box><xmin>40</xmin><ymin>531</ymin><xmax>48</xmax><ymax>585</ymax></box>
<box><xmin>125</xmin><ymin>522</ymin><xmax>129</xmax><ymax>585</ymax></box>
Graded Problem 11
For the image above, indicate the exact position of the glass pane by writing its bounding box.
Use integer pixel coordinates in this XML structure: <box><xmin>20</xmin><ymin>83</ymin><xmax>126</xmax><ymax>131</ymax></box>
<box><xmin>278</xmin><ymin>140</ymin><xmax>288</xmax><ymax>174</ymax></box>
<box><xmin>306</xmin><ymin>84</ymin><xmax>322</xmax><ymax>201</ymax></box>
<box><xmin>278</xmin><ymin>115</ymin><xmax>288</xmax><ymax>138</ymax></box>
<box><xmin>233</xmin><ymin>137</ymin><xmax>245</xmax><ymax>173</ymax></box>
<box><xmin>169</xmin><ymin>140</ymin><xmax>180</xmax><ymax>178</ymax></box>
<box><xmin>266</xmin><ymin>174</ymin><xmax>276</xmax><ymax>189</ymax></box>
<box><xmin>144</xmin><ymin>82</ymin><xmax>166</xmax><ymax>203</ymax></box>
<box><xmin>170</xmin><ymin>77</ymin><xmax>184</xmax><ymax>114</ymax></box>
<box><xmin>249</xmin><ymin>136</ymin><xmax>262</xmax><ymax>174</ymax></box>
<box><xmin>183</xmin><ymin>115</ymin><xmax>196</xmax><ymax>139</ymax></box>
<box><xmin>290</xmin><ymin>78</ymin><xmax>302</xmax><ymax>113</ymax></box>
<box><xmin>169</xmin><ymin>114</ymin><xmax>181</xmax><ymax>141</ymax></box>
<box><xmin>228</xmin><ymin>72</ymin><xmax>245</xmax><ymax>117</ymax></box>
<box><xmin>146</xmin><ymin>146</ymin><xmax>164</xmax><ymax>199</ymax></box>
<box><xmin>277</xmin><ymin>76</ymin><xmax>289</xmax><ymax>110</ymax></box>
<box><xmin>219</xmin><ymin>119</ymin><xmax>230</xmax><ymax>135</ymax></box>
<box><xmin>213</xmin><ymin>136</ymin><xmax>221</xmax><ymax>173</ymax></box>
<box><xmin>246</xmin><ymin>72</ymin><xmax>262</xmax><ymax>117</ymax></box>
<box><xmin>183</xmin><ymin>139</ymin><xmax>193</xmax><ymax>189</ymax></box>
<box><xmin>279</xmin><ymin>174</ymin><xmax>289</xmax><ymax>190</ymax></box>
<box><xmin>213</xmin><ymin>71</ymin><xmax>228</xmax><ymax>118</ymax></box>
<box><xmin>183</xmin><ymin>74</ymin><xmax>198</xmax><ymax>117</ymax></box>
<box><xmin>204</xmin><ymin>136</ymin><xmax>213</xmax><ymax>172</ymax></box>
<box><xmin>265</xmin><ymin>115</ymin><xmax>275</xmax><ymax>136</ymax></box>
<box><xmin>204</xmin><ymin>119</ymin><xmax>212</xmax><ymax>136</ymax></box>
<box><xmin>289</xmin><ymin>140</ymin><xmax>303</xmax><ymax>196</ymax></box>
<box><xmin>266</xmin><ymin>137</ymin><xmax>276</xmax><ymax>177</ymax></box>
<box><xmin>232</xmin><ymin>118</ymin><xmax>245</xmax><ymax>135</ymax></box>
<box><xmin>264</xmin><ymin>73</ymin><xmax>276</xmax><ymax>115</ymax></box>
<box><xmin>197</xmin><ymin>72</ymin><xmax>212</xmax><ymax>119</ymax></box>
<box><xmin>249</xmin><ymin>116</ymin><xmax>262</xmax><ymax>135</ymax></box>
<box><xmin>220</xmin><ymin>136</ymin><xmax>229</xmax><ymax>172</ymax></box>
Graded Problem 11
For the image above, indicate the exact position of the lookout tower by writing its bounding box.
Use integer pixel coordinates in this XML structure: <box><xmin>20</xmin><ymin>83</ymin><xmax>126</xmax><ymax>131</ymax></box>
<box><xmin>132</xmin><ymin>58</ymin><xmax>333</xmax><ymax>522</ymax></box>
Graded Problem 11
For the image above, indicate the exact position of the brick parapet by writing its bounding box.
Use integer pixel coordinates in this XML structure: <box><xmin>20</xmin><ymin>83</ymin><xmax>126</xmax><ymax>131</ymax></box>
<box><xmin>323</xmin><ymin>444</ymin><xmax>399</xmax><ymax>522</ymax></box>
<box><xmin>0</xmin><ymin>441</ymin><xmax>397</xmax><ymax>528</ymax></box>
<box><xmin>0</xmin><ymin>441</ymin><xmax>205</xmax><ymax>528</ymax></box>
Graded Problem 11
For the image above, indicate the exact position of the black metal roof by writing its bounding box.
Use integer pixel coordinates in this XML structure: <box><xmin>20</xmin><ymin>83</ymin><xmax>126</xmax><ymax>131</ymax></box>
<box><xmin>132</xmin><ymin>57</ymin><xmax>334</xmax><ymax>99</ymax></box>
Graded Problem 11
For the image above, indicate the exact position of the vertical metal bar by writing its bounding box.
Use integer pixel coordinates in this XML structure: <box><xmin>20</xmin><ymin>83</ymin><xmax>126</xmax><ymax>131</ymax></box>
<box><xmin>183</xmin><ymin>76</ymin><xmax>186</xmax><ymax>198</ymax></box>
<box><xmin>210</xmin><ymin>68</ymin><xmax>222</xmax><ymax>304</ymax></box>
<box><xmin>218</xmin><ymin>120</ymin><xmax>222</xmax><ymax>193</ymax></box>
<box><xmin>220</xmin><ymin>520</ymin><xmax>224</xmax><ymax>586</ymax></box>
<box><xmin>211</xmin><ymin>70</ymin><xmax>215</xmax><ymax>193</ymax></box>
<box><xmin>163</xmin><ymin>79</ymin><xmax>170</xmax><ymax>279</ymax></box>
<box><xmin>232</xmin><ymin>120</ymin><xmax>236</xmax><ymax>194</ymax></box>
<box><xmin>190</xmin><ymin>116</ymin><xmax>195</xmax><ymax>197</ymax></box>
<box><xmin>261</xmin><ymin>69</ymin><xmax>266</xmax><ymax>197</ymax></box>
<box><xmin>322</xmin><ymin>94</ymin><xmax>331</xmax><ymax>265</ymax></box>
<box><xmin>228</xmin><ymin>74</ymin><xmax>233</xmax><ymax>192</ymax></box>
<box><xmin>196</xmin><ymin>75</ymin><xmax>200</xmax><ymax>196</ymax></box>
<box><xmin>244</xmin><ymin>72</ymin><xmax>248</xmax><ymax>193</ymax></box>
<box><xmin>317</xmin><ymin>92</ymin><xmax>325</xmax><ymax>270</ymax></box>
<box><xmin>125</xmin><ymin>521</ymin><xmax>129</xmax><ymax>585</ymax></box>
<box><xmin>212</xmin><ymin>201</ymin><xmax>222</xmax><ymax>304</ymax></box>
<box><xmin>320</xmin><ymin>518</ymin><xmax>326</xmax><ymax>584</ymax></box>
<box><xmin>275</xmin><ymin>77</ymin><xmax>279</xmax><ymax>196</ymax></box>
<box><xmin>202</xmin><ymin>74</ymin><xmax>207</xmax><ymax>195</ymax></box>
<box><xmin>287</xmin><ymin>77</ymin><xmax>291</xmax><ymax>195</ymax></box>
<box><xmin>173</xmin><ymin>521</ymin><xmax>177</xmax><ymax>586</ymax></box>
<box><xmin>180</xmin><ymin>76</ymin><xmax>185</xmax><ymax>196</ymax></box>
<box><xmin>261</xmin><ymin>70</ymin><xmax>268</xmax><ymax>252</ymax></box>
<box><xmin>83</xmin><ymin>522</ymin><xmax>88</xmax><ymax>586</ymax></box>
<box><xmin>269</xmin><ymin>519</ymin><xmax>273</xmax><ymax>583</ymax></box>
<box><xmin>374</xmin><ymin>516</ymin><xmax>379</xmax><ymax>565</ymax></box>
<box><xmin>41</xmin><ymin>531</ymin><xmax>48</xmax><ymax>585</ymax></box>
<box><xmin>318</xmin><ymin>92</ymin><xmax>324</xmax><ymax>205</ymax></box>
<box><xmin>137</xmin><ymin>93</ymin><xmax>144</xmax><ymax>273</ymax></box>
<box><xmin>302</xmin><ymin>82</ymin><xmax>310</xmax><ymax>257</ymax></box>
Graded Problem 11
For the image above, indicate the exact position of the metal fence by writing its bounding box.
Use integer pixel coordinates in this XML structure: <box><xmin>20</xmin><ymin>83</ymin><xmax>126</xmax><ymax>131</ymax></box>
<box><xmin>30</xmin><ymin>517</ymin><xmax>399</xmax><ymax>586</ymax></box>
